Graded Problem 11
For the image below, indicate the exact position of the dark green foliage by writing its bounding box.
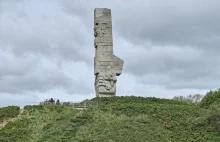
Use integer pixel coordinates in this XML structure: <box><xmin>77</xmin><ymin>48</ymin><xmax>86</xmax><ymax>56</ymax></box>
<box><xmin>1</xmin><ymin>96</ymin><xmax>220</xmax><ymax>141</ymax></box>
<box><xmin>205</xmin><ymin>103</ymin><xmax>220</xmax><ymax>132</ymax></box>
<box><xmin>0</xmin><ymin>106</ymin><xmax>20</xmax><ymax>122</ymax></box>
<box><xmin>200</xmin><ymin>89</ymin><xmax>220</xmax><ymax>108</ymax></box>
<box><xmin>24</xmin><ymin>105</ymin><xmax>45</xmax><ymax>111</ymax></box>
<box><xmin>0</xmin><ymin>105</ymin><xmax>93</xmax><ymax>142</ymax></box>
<box><xmin>0</xmin><ymin>118</ymin><xmax>32</xmax><ymax>142</ymax></box>
<box><xmin>36</xmin><ymin>109</ymin><xmax>93</xmax><ymax>142</ymax></box>
<box><xmin>77</xmin><ymin>97</ymin><xmax>220</xmax><ymax>142</ymax></box>
<box><xmin>189</xmin><ymin>103</ymin><xmax>220</xmax><ymax>138</ymax></box>
<box><xmin>92</xmin><ymin>96</ymin><xmax>188</xmax><ymax>107</ymax></box>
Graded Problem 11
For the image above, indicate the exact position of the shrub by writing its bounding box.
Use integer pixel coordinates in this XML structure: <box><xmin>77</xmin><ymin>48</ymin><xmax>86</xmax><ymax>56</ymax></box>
<box><xmin>24</xmin><ymin>105</ymin><xmax>45</xmax><ymax>111</ymax></box>
<box><xmin>206</xmin><ymin>103</ymin><xmax>220</xmax><ymax>132</ymax></box>
<box><xmin>0</xmin><ymin>106</ymin><xmax>20</xmax><ymax>121</ymax></box>
<box><xmin>200</xmin><ymin>89</ymin><xmax>220</xmax><ymax>108</ymax></box>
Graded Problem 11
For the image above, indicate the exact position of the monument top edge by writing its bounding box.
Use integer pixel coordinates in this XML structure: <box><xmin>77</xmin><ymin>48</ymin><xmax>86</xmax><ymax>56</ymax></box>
<box><xmin>94</xmin><ymin>8</ymin><xmax>111</xmax><ymax>12</ymax></box>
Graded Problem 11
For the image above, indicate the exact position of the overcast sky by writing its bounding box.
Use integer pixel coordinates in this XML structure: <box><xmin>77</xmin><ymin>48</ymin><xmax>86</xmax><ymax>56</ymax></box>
<box><xmin>0</xmin><ymin>0</ymin><xmax>220</xmax><ymax>107</ymax></box>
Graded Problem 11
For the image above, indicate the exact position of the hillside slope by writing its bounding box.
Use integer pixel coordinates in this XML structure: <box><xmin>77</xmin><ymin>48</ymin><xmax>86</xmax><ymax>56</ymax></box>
<box><xmin>0</xmin><ymin>96</ymin><xmax>220</xmax><ymax>142</ymax></box>
<box><xmin>0</xmin><ymin>106</ymin><xmax>20</xmax><ymax>129</ymax></box>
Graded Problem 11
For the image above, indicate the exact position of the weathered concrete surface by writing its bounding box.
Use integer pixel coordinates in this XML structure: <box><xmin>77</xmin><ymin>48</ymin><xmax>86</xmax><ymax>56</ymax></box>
<box><xmin>94</xmin><ymin>8</ymin><xmax>124</xmax><ymax>97</ymax></box>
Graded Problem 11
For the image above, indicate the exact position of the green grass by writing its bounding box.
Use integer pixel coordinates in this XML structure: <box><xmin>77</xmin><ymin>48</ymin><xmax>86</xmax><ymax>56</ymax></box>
<box><xmin>0</xmin><ymin>105</ymin><xmax>85</xmax><ymax>142</ymax></box>
<box><xmin>0</xmin><ymin>96</ymin><xmax>220</xmax><ymax>142</ymax></box>
<box><xmin>0</xmin><ymin>106</ymin><xmax>20</xmax><ymax>122</ymax></box>
<box><xmin>74</xmin><ymin>111</ymin><xmax>171</xmax><ymax>142</ymax></box>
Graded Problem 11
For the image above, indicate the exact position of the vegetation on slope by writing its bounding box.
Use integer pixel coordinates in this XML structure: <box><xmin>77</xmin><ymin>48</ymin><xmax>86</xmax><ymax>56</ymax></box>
<box><xmin>78</xmin><ymin>96</ymin><xmax>220</xmax><ymax>142</ymax></box>
<box><xmin>0</xmin><ymin>93</ymin><xmax>220</xmax><ymax>142</ymax></box>
<box><xmin>200</xmin><ymin>89</ymin><xmax>220</xmax><ymax>108</ymax></box>
<box><xmin>0</xmin><ymin>105</ymin><xmax>93</xmax><ymax>142</ymax></box>
<box><xmin>0</xmin><ymin>106</ymin><xmax>20</xmax><ymax>123</ymax></box>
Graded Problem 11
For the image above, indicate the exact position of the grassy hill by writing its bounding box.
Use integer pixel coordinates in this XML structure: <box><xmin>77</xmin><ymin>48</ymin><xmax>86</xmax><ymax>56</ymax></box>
<box><xmin>0</xmin><ymin>96</ymin><xmax>220</xmax><ymax>142</ymax></box>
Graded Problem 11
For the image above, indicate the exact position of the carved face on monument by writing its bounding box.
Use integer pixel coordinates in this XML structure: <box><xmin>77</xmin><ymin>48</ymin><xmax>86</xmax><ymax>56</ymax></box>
<box><xmin>95</xmin><ymin>73</ymin><xmax>116</xmax><ymax>93</ymax></box>
<box><xmin>96</xmin><ymin>75</ymin><xmax>105</xmax><ymax>86</ymax></box>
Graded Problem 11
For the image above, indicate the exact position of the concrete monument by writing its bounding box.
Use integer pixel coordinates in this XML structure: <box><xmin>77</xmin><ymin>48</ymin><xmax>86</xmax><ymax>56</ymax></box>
<box><xmin>94</xmin><ymin>8</ymin><xmax>124</xmax><ymax>97</ymax></box>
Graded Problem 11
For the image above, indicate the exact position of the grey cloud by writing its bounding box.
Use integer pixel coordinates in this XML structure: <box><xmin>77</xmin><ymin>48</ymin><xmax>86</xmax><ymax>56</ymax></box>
<box><xmin>123</xmin><ymin>44</ymin><xmax>220</xmax><ymax>90</ymax></box>
<box><xmin>0</xmin><ymin>0</ymin><xmax>90</xmax><ymax>64</ymax></box>
<box><xmin>0</xmin><ymin>52</ymin><xmax>38</xmax><ymax>77</ymax></box>
<box><xmin>5</xmin><ymin>73</ymin><xmax>70</xmax><ymax>94</ymax></box>
<box><xmin>0</xmin><ymin>57</ymin><xmax>71</xmax><ymax>94</ymax></box>
<box><xmin>67</xmin><ymin>80</ymin><xmax>94</xmax><ymax>94</ymax></box>
<box><xmin>0</xmin><ymin>93</ymin><xmax>40</xmax><ymax>108</ymax></box>
<box><xmin>0</xmin><ymin>0</ymin><xmax>94</xmax><ymax>96</ymax></box>
<box><xmin>0</xmin><ymin>49</ymin><xmax>92</xmax><ymax>94</ymax></box>
<box><xmin>111</xmin><ymin>0</ymin><xmax>220</xmax><ymax>50</ymax></box>
<box><xmin>1</xmin><ymin>0</ymin><xmax>220</xmax><ymax>106</ymax></box>
<box><xmin>60</xmin><ymin>0</ymin><xmax>220</xmax><ymax>54</ymax></box>
<box><xmin>0</xmin><ymin>57</ymin><xmax>92</xmax><ymax>94</ymax></box>
<box><xmin>59</xmin><ymin>0</ymin><xmax>220</xmax><ymax>50</ymax></box>
<box><xmin>138</xmin><ymin>73</ymin><xmax>220</xmax><ymax>90</ymax></box>
<box><xmin>11</xmin><ymin>38</ymin><xmax>89</xmax><ymax>63</ymax></box>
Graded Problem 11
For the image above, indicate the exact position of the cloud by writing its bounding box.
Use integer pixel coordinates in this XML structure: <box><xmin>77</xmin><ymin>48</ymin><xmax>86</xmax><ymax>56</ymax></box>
<box><xmin>110</xmin><ymin>0</ymin><xmax>220</xmax><ymax>49</ymax></box>
<box><xmin>119</xmin><ymin>38</ymin><xmax>220</xmax><ymax>90</ymax></box>
<box><xmin>0</xmin><ymin>93</ymin><xmax>40</xmax><ymax>108</ymax></box>
<box><xmin>0</xmin><ymin>51</ymin><xmax>72</xmax><ymax>94</ymax></box>
<box><xmin>0</xmin><ymin>0</ymin><xmax>91</xmax><ymax>63</ymax></box>
<box><xmin>0</xmin><ymin>0</ymin><xmax>94</xmax><ymax>97</ymax></box>
<box><xmin>1</xmin><ymin>0</ymin><xmax>220</xmax><ymax>107</ymax></box>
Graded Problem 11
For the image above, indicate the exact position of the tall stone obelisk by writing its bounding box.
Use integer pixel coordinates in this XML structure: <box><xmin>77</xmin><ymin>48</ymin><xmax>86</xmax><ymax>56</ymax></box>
<box><xmin>94</xmin><ymin>8</ymin><xmax>124</xmax><ymax>97</ymax></box>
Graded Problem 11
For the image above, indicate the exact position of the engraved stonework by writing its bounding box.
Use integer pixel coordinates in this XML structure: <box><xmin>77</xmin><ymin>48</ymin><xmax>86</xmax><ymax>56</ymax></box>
<box><xmin>95</xmin><ymin>73</ymin><xmax>116</xmax><ymax>94</ymax></box>
<box><xmin>94</xmin><ymin>8</ymin><xmax>124</xmax><ymax>97</ymax></box>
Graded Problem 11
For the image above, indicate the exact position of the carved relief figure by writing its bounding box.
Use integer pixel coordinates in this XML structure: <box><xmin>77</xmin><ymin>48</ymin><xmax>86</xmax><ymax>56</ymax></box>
<box><xmin>95</xmin><ymin>73</ymin><xmax>116</xmax><ymax>93</ymax></box>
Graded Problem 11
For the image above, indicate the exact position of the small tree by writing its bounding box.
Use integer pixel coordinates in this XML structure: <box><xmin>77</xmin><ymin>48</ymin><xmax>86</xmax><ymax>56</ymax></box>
<box><xmin>200</xmin><ymin>89</ymin><xmax>220</xmax><ymax>108</ymax></box>
<box><xmin>191</xmin><ymin>94</ymin><xmax>203</xmax><ymax>104</ymax></box>
<box><xmin>47</xmin><ymin>98</ymin><xmax>55</xmax><ymax>105</ymax></box>
<box><xmin>173</xmin><ymin>94</ymin><xmax>203</xmax><ymax>104</ymax></box>
<box><xmin>173</xmin><ymin>96</ymin><xmax>184</xmax><ymax>102</ymax></box>
<box><xmin>49</xmin><ymin>98</ymin><xmax>54</xmax><ymax>103</ymax></box>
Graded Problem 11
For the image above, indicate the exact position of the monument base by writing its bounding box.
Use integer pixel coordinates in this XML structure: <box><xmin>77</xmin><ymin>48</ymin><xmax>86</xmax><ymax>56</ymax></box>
<box><xmin>94</xmin><ymin>73</ymin><xmax>117</xmax><ymax>97</ymax></box>
<box><xmin>96</xmin><ymin>93</ymin><xmax>115</xmax><ymax>97</ymax></box>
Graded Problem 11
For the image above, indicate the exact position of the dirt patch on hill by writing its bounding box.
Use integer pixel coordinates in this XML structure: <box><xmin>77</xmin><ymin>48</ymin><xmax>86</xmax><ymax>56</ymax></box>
<box><xmin>0</xmin><ymin>109</ymin><xmax>24</xmax><ymax>129</ymax></box>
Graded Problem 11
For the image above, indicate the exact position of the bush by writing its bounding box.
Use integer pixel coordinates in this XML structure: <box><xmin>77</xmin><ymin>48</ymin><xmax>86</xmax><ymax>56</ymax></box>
<box><xmin>24</xmin><ymin>105</ymin><xmax>45</xmax><ymax>111</ymax></box>
<box><xmin>200</xmin><ymin>89</ymin><xmax>220</xmax><ymax>108</ymax></box>
<box><xmin>92</xmin><ymin>96</ymin><xmax>188</xmax><ymax>108</ymax></box>
<box><xmin>0</xmin><ymin>106</ymin><xmax>20</xmax><ymax>121</ymax></box>
<box><xmin>191</xmin><ymin>102</ymin><xmax>220</xmax><ymax>134</ymax></box>
<box><xmin>1</xmin><ymin>96</ymin><xmax>220</xmax><ymax>141</ymax></box>
<box><xmin>206</xmin><ymin>103</ymin><xmax>220</xmax><ymax>132</ymax></box>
